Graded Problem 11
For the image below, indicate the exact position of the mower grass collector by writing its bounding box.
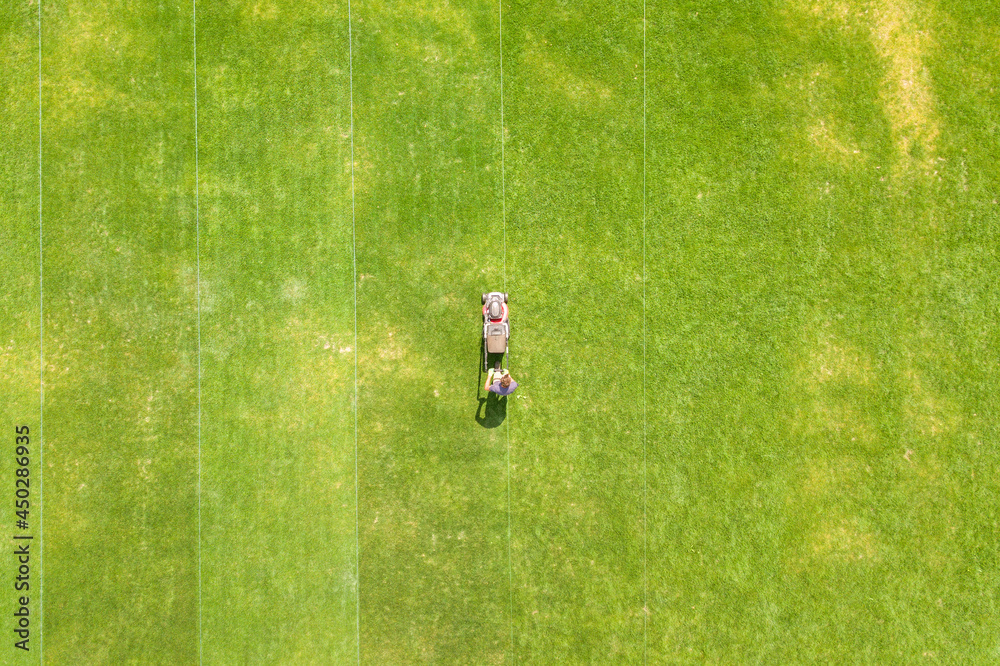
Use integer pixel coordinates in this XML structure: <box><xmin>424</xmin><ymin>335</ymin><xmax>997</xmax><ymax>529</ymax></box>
<box><xmin>482</xmin><ymin>291</ymin><xmax>509</xmax><ymax>372</ymax></box>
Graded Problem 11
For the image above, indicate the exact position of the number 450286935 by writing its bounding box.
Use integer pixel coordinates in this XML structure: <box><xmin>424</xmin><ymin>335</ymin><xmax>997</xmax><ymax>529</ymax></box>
<box><xmin>15</xmin><ymin>426</ymin><xmax>30</xmax><ymax>527</ymax></box>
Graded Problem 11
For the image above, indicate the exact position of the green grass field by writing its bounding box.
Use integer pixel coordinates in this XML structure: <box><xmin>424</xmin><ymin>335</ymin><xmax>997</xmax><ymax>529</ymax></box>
<box><xmin>2</xmin><ymin>0</ymin><xmax>999</xmax><ymax>663</ymax></box>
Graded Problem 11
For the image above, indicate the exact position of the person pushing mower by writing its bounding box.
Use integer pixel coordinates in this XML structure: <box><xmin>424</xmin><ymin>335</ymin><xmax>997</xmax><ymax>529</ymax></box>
<box><xmin>484</xmin><ymin>362</ymin><xmax>518</xmax><ymax>396</ymax></box>
<box><xmin>481</xmin><ymin>291</ymin><xmax>517</xmax><ymax>396</ymax></box>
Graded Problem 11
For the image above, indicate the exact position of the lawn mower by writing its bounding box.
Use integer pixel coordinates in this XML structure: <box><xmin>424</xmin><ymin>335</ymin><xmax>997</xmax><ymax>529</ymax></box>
<box><xmin>482</xmin><ymin>291</ymin><xmax>509</xmax><ymax>372</ymax></box>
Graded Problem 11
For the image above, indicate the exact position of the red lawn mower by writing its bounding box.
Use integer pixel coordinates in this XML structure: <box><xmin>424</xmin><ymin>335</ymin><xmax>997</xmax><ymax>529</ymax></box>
<box><xmin>482</xmin><ymin>291</ymin><xmax>509</xmax><ymax>372</ymax></box>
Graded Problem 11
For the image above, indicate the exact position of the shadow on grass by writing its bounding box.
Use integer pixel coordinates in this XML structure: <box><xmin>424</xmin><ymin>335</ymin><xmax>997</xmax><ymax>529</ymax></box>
<box><xmin>475</xmin><ymin>393</ymin><xmax>507</xmax><ymax>429</ymax></box>
<box><xmin>476</xmin><ymin>335</ymin><xmax>507</xmax><ymax>428</ymax></box>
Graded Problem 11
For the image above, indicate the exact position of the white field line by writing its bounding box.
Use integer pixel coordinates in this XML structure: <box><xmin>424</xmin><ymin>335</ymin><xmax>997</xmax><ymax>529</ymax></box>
<box><xmin>38</xmin><ymin>2</ymin><xmax>45</xmax><ymax>662</ymax></box>
<box><xmin>192</xmin><ymin>0</ymin><xmax>203</xmax><ymax>662</ymax></box>
<box><xmin>500</xmin><ymin>6</ymin><xmax>507</xmax><ymax>296</ymax></box>
<box><xmin>348</xmin><ymin>1</ymin><xmax>360</xmax><ymax>663</ymax></box>
<box><xmin>498</xmin><ymin>0</ymin><xmax>514</xmax><ymax>662</ymax></box>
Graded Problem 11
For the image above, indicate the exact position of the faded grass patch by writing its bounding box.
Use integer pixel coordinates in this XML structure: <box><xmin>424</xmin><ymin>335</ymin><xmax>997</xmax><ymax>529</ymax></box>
<box><xmin>365</xmin><ymin>0</ymin><xmax>479</xmax><ymax>61</ymax></box>
<box><xmin>808</xmin><ymin>116</ymin><xmax>863</xmax><ymax>162</ymax></box>
<box><xmin>382</xmin><ymin>0</ymin><xmax>478</xmax><ymax>49</ymax></box>
<box><xmin>377</xmin><ymin>328</ymin><xmax>406</xmax><ymax>361</ymax></box>
<box><xmin>278</xmin><ymin>311</ymin><xmax>352</xmax><ymax>404</ymax></box>
<box><xmin>902</xmin><ymin>367</ymin><xmax>962</xmax><ymax>439</ymax></box>
<box><xmin>280</xmin><ymin>277</ymin><xmax>308</xmax><ymax>304</ymax></box>
<box><xmin>796</xmin><ymin>325</ymin><xmax>875</xmax><ymax>388</ymax></box>
<box><xmin>782</xmin><ymin>63</ymin><xmax>866</xmax><ymax>167</ymax></box>
<box><xmin>870</xmin><ymin>0</ymin><xmax>941</xmax><ymax>176</ymax></box>
<box><xmin>229</xmin><ymin>309</ymin><xmax>354</xmax><ymax>508</ymax></box>
<box><xmin>48</xmin><ymin>455</ymin><xmax>95</xmax><ymax>541</ymax></box>
<box><xmin>357</xmin><ymin>324</ymin><xmax>444</xmax><ymax>389</ymax></box>
<box><xmin>239</xmin><ymin>0</ymin><xmax>342</xmax><ymax>22</ymax></box>
<box><xmin>808</xmin><ymin>517</ymin><xmax>880</xmax><ymax>563</ymax></box>
<box><xmin>0</xmin><ymin>338</ymin><xmax>41</xmax><ymax>399</ymax></box>
<box><xmin>197</xmin><ymin>170</ymin><xmax>267</xmax><ymax>223</ymax></box>
<box><xmin>522</xmin><ymin>31</ymin><xmax>615</xmax><ymax>107</ymax></box>
<box><xmin>791</xmin><ymin>400</ymin><xmax>877</xmax><ymax>445</ymax></box>
<box><xmin>802</xmin><ymin>0</ymin><xmax>857</xmax><ymax>24</ymax></box>
<box><xmin>41</xmin><ymin>297</ymin><xmax>198</xmax><ymax>581</ymax></box>
<box><xmin>786</xmin><ymin>458</ymin><xmax>883</xmax><ymax>569</ymax></box>
<box><xmin>47</xmin><ymin>69</ymin><xmax>139</xmax><ymax>124</ymax></box>
<box><xmin>1</xmin><ymin>30</ymin><xmax>35</xmax><ymax>117</ymax></box>
<box><xmin>178</xmin><ymin>261</ymin><xmax>216</xmax><ymax>316</ymax></box>
<box><xmin>349</xmin><ymin>140</ymin><xmax>377</xmax><ymax>200</ymax></box>
<box><xmin>790</xmin><ymin>0</ymin><xmax>942</xmax><ymax>176</ymax></box>
<box><xmin>44</xmin><ymin>6</ymin><xmax>159</xmax><ymax>127</ymax></box>
<box><xmin>796</xmin><ymin>455</ymin><xmax>868</xmax><ymax>500</ymax></box>
<box><xmin>786</xmin><ymin>322</ymin><xmax>882</xmax><ymax>571</ymax></box>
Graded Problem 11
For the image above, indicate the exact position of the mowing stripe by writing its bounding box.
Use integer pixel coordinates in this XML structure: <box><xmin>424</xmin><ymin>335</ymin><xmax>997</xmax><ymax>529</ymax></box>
<box><xmin>192</xmin><ymin>0</ymin><xmax>203</xmax><ymax>662</ymax></box>
<box><xmin>38</xmin><ymin>2</ymin><xmax>45</xmax><ymax>662</ymax></box>
<box><xmin>498</xmin><ymin>0</ymin><xmax>514</xmax><ymax>662</ymax></box>
<box><xmin>642</xmin><ymin>2</ymin><xmax>648</xmax><ymax>664</ymax></box>
<box><xmin>347</xmin><ymin>1</ymin><xmax>360</xmax><ymax>662</ymax></box>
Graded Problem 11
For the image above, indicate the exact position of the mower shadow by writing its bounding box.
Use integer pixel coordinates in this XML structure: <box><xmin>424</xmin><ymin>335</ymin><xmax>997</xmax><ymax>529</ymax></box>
<box><xmin>476</xmin><ymin>332</ymin><xmax>506</xmax><ymax>428</ymax></box>
<box><xmin>475</xmin><ymin>393</ymin><xmax>507</xmax><ymax>429</ymax></box>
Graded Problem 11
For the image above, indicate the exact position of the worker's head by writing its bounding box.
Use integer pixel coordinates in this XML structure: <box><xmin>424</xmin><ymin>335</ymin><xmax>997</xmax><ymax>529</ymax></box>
<box><xmin>500</xmin><ymin>375</ymin><xmax>512</xmax><ymax>389</ymax></box>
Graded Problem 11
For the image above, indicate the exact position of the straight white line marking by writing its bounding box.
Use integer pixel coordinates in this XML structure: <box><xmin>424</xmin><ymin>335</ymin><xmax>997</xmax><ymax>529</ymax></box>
<box><xmin>38</xmin><ymin>2</ymin><xmax>45</xmax><ymax>662</ymax></box>
<box><xmin>347</xmin><ymin>2</ymin><xmax>360</xmax><ymax>663</ymax></box>
<box><xmin>499</xmin><ymin>4</ymin><xmax>507</xmax><ymax>296</ymax></box>
<box><xmin>192</xmin><ymin>1</ymin><xmax>203</xmax><ymax>663</ymax></box>
<box><xmin>642</xmin><ymin>2</ymin><xmax>648</xmax><ymax>664</ymax></box>
<box><xmin>498</xmin><ymin>1</ymin><xmax>514</xmax><ymax>662</ymax></box>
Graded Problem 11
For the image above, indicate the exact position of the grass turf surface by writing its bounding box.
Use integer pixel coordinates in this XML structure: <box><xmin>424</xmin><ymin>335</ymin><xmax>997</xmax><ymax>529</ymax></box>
<box><xmin>645</xmin><ymin>0</ymin><xmax>999</xmax><ymax>660</ymax></box>
<box><xmin>1</xmin><ymin>4</ymin><xmax>43</xmax><ymax>661</ymax></box>
<box><xmin>197</xmin><ymin>1</ymin><xmax>357</xmax><ymax>662</ymax></box>
<box><xmin>37</xmin><ymin>1</ymin><xmax>199</xmax><ymax>662</ymax></box>
<box><xmin>352</xmin><ymin>2</ymin><xmax>509</xmax><ymax>661</ymax></box>
<box><xmin>1</xmin><ymin>0</ymin><xmax>998</xmax><ymax>663</ymax></box>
